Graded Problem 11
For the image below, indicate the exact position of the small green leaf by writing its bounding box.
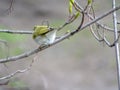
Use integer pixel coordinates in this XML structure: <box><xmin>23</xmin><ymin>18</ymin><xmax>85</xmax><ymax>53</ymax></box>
<box><xmin>74</xmin><ymin>12</ymin><xmax>80</xmax><ymax>19</ymax></box>
<box><xmin>88</xmin><ymin>0</ymin><xmax>92</xmax><ymax>5</ymax></box>
<box><xmin>69</xmin><ymin>0</ymin><xmax>75</xmax><ymax>14</ymax></box>
<box><xmin>70</xmin><ymin>0</ymin><xmax>74</xmax><ymax>3</ymax></box>
<box><xmin>69</xmin><ymin>1</ymin><xmax>73</xmax><ymax>14</ymax></box>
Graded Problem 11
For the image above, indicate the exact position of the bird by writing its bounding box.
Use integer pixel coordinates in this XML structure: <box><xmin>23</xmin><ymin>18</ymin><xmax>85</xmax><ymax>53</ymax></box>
<box><xmin>32</xmin><ymin>25</ymin><xmax>57</xmax><ymax>46</ymax></box>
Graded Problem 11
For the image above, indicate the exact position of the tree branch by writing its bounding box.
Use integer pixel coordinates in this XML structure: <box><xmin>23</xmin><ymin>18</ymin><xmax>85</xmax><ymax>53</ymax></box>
<box><xmin>0</xmin><ymin>58</ymin><xmax>34</xmax><ymax>80</ymax></box>
<box><xmin>74</xmin><ymin>0</ymin><xmax>120</xmax><ymax>33</ymax></box>
<box><xmin>0</xmin><ymin>5</ymin><xmax>120</xmax><ymax>63</ymax></box>
<box><xmin>0</xmin><ymin>29</ymin><xmax>33</xmax><ymax>34</ymax></box>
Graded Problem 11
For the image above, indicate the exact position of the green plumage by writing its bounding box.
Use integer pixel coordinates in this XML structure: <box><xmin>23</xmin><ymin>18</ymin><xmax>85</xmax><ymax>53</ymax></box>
<box><xmin>32</xmin><ymin>25</ymin><xmax>49</xmax><ymax>39</ymax></box>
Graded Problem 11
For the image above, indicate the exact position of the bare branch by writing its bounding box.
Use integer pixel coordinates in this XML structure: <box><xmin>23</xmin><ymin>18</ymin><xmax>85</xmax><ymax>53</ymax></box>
<box><xmin>88</xmin><ymin>4</ymin><xmax>120</xmax><ymax>47</ymax></box>
<box><xmin>74</xmin><ymin>0</ymin><xmax>120</xmax><ymax>33</ymax></box>
<box><xmin>0</xmin><ymin>58</ymin><xmax>34</xmax><ymax>80</ymax></box>
<box><xmin>5</xmin><ymin>0</ymin><xmax>15</xmax><ymax>14</ymax></box>
<box><xmin>104</xmin><ymin>34</ymin><xmax>120</xmax><ymax>47</ymax></box>
<box><xmin>89</xmin><ymin>24</ymin><xmax>103</xmax><ymax>42</ymax></box>
<box><xmin>96</xmin><ymin>28</ymin><xmax>120</xmax><ymax>47</ymax></box>
<box><xmin>0</xmin><ymin>29</ymin><xmax>33</xmax><ymax>34</ymax></box>
<box><xmin>89</xmin><ymin>15</ymin><xmax>120</xmax><ymax>47</ymax></box>
<box><xmin>88</xmin><ymin>3</ymin><xmax>103</xmax><ymax>42</ymax></box>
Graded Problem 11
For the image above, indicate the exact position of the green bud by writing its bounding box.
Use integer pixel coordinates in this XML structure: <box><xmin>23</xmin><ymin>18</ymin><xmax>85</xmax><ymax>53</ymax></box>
<box><xmin>88</xmin><ymin>0</ymin><xmax>92</xmax><ymax>5</ymax></box>
<box><xmin>74</xmin><ymin>12</ymin><xmax>80</xmax><ymax>19</ymax></box>
<box><xmin>69</xmin><ymin>0</ymin><xmax>75</xmax><ymax>14</ymax></box>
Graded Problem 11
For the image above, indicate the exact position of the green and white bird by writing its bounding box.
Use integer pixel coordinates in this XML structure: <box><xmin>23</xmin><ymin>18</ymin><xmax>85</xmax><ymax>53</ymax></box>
<box><xmin>32</xmin><ymin>25</ymin><xmax>57</xmax><ymax>46</ymax></box>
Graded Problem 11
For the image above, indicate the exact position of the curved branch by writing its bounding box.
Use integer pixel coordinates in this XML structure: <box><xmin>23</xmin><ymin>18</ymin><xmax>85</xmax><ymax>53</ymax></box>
<box><xmin>0</xmin><ymin>5</ymin><xmax>120</xmax><ymax>63</ymax></box>
<box><xmin>74</xmin><ymin>0</ymin><xmax>120</xmax><ymax>33</ymax></box>
<box><xmin>88</xmin><ymin>3</ymin><xmax>103</xmax><ymax>42</ymax></box>
<box><xmin>95</xmin><ymin>27</ymin><xmax>120</xmax><ymax>47</ymax></box>
<box><xmin>7</xmin><ymin>0</ymin><xmax>15</xmax><ymax>13</ymax></box>
<box><xmin>89</xmin><ymin>25</ymin><xmax>103</xmax><ymax>42</ymax></box>
<box><xmin>0</xmin><ymin>59</ymin><xmax>34</xmax><ymax>80</ymax></box>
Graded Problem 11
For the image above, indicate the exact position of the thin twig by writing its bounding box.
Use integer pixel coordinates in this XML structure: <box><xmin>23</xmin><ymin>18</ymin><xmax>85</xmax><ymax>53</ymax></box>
<box><xmin>89</xmin><ymin>16</ymin><xmax>120</xmax><ymax>47</ymax></box>
<box><xmin>88</xmin><ymin>3</ymin><xmax>103</xmax><ymax>42</ymax></box>
<box><xmin>88</xmin><ymin>5</ymin><xmax>120</xmax><ymax>47</ymax></box>
<box><xmin>89</xmin><ymin>24</ymin><xmax>103</xmax><ymax>42</ymax></box>
<box><xmin>74</xmin><ymin>0</ymin><xmax>120</xmax><ymax>33</ymax></box>
<box><xmin>6</xmin><ymin>0</ymin><xmax>15</xmax><ymax>14</ymax></box>
<box><xmin>97</xmin><ymin>29</ymin><xmax>120</xmax><ymax>47</ymax></box>
<box><xmin>0</xmin><ymin>58</ymin><xmax>34</xmax><ymax>80</ymax></box>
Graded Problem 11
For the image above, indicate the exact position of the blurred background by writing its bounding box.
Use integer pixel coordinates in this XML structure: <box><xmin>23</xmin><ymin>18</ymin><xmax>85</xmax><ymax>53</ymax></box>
<box><xmin>0</xmin><ymin>0</ymin><xmax>120</xmax><ymax>90</ymax></box>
